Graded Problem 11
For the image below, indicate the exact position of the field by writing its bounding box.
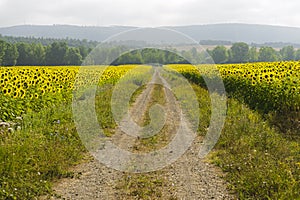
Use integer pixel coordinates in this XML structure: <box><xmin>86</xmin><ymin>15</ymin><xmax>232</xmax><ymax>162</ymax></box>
<box><xmin>0</xmin><ymin>62</ymin><xmax>299</xmax><ymax>199</ymax></box>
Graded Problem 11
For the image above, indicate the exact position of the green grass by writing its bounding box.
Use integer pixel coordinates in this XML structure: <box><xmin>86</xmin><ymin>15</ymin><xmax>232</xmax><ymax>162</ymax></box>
<box><xmin>116</xmin><ymin>173</ymin><xmax>170</xmax><ymax>199</ymax></box>
<box><xmin>0</xmin><ymin>103</ymin><xmax>86</xmax><ymax>199</ymax></box>
<box><xmin>95</xmin><ymin>84</ymin><xmax>117</xmax><ymax>136</ymax></box>
<box><xmin>1</xmin><ymin>67</ymin><xmax>298</xmax><ymax>199</ymax></box>
<box><xmin>0</xmin><ymin>68</ymin><xmax>151</xmax><ymax>199</ymax></box>
<box><xmin>190</xmin><ymin>85</ymin><xmax>300</xmax><ymax>199</ymax></box>
<box><xmin>95</xmin><ymin>81</ymin><xmax>148</xmax><ymax>137</ymax></box>
<box><xmin>115</xmin><ymin>83</ymin><xmax>176</xmax><ymax>199</ymax></box>
<box><xmin>0</xmin><ymin>66</ymin><xmax>153</xmax><ymax>199</ymax></box>
<box><xmin>210</xmin><ymin>99</ymin><xmax>300</xmax><ymax>199</ymax></box>
<box><xmin>135</xmin><ymin>84</ymin><xmax>170</xmax><ymax>151</ymax></box>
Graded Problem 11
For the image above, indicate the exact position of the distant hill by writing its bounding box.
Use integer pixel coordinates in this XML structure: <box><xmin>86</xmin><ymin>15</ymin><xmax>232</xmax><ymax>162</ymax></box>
<box><xmin>165</xmin><ymin>24</ymin><xmax>300</xmax><ymax>44</ymax></box>
<box><xmin>0</xmin><ymin>25</ymin><xmax>135</xmax><ymax>42</ymax></box>
<box><xmin>1</xmin><ymin>23</ymin><xmax>300</xmax><ymax>45</ymax></box>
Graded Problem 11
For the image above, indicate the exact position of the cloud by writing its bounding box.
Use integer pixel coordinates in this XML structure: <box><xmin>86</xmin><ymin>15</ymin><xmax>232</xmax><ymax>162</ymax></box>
<box><xmin>0</xmin><ymin>0</ymin><xmax>299</xmax><ymax>27</ymax></box>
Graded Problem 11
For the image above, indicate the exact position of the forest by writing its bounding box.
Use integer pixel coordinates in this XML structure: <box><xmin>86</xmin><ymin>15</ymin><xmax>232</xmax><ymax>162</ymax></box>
<box><xmin>0</xmin><ymin>35</ymin><xmax>300</xmax><ymax>66</ymax></box>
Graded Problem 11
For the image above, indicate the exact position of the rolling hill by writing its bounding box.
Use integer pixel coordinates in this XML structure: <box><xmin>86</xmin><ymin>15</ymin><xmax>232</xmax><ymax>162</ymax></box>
<box><xmin>1</xmin><ymin>23</ymin><xmax>300</xmax><ymax>45</ymax></box>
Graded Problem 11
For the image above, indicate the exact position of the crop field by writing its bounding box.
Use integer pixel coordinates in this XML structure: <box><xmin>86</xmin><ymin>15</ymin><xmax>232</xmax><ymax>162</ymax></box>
<box><xmin>0</xmin><ymin>62</ymin><xmax>299</xmax><ymax>199</ymax></box>
<box><xmin>0</xmin><ymin>66</ymin><xmax>138</xmax><ymax>121</ymax></box>
<box><xmin>170</xmin><ymin>61</ymin><xmax>299</xmax><ymax>113</ymax></box>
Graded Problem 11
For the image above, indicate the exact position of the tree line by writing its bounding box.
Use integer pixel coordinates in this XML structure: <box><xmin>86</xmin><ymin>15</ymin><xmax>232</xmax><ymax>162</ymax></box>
<box><xmin>111</xmin><ymin>48</ymin><xmax>209</xmax><ymax>65</ymax></box>
<box><xmin>0</xmin><ymin>40</ymin><xmax>210</xmax><ymax>66</ymax></box>
<box><xmin>0</xmin><ymin>34</ymin><xmax>98</xmax><ymax>48</ymax></box>
<box><xmin>208</xmin><ymin>42</ymin><xmax>300</xmax><ymax>64</ymax></box>
<box><xmin>1</xmin><ymin>38</ymin><xmax>300</xmax><ymax>66</ymax></box>
<box><xmin>0</xmin><ymin>40</ymin><xmax>91</xmax><ymax>66</ymax></box>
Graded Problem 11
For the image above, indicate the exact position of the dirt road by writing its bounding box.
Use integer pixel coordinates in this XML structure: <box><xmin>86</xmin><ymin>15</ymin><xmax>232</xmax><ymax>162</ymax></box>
<box><xmin>42</xmin><ymin>67</ymin><xmax>234</xmax><ymax>199</ymax></box>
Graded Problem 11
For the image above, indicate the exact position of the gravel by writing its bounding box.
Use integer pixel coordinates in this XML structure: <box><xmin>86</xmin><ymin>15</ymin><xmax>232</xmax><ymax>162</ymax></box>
<box><xmin>41</xmin><ymin>68</ymin><xmax>235</xmax><ymax>200</ymax></box>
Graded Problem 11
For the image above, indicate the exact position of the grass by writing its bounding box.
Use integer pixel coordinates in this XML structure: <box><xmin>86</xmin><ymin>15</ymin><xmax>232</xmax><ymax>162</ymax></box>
<box><xmin>190</xmin><ymin>85</ymin><xmax>300</xmax><ymax>199</ymax></box>
<box><xmin>115</xmin><ymin>173</ymin><xmax>173</xmax><ymax>200</ymax></box>
<box><xmin>133</xmin><ymin>84</ymin><xmax>171</xmax><ymax>152</ymax></box>
<box><xmin>210</xmin><ymin>99</ymin><xmax>300</xmax><ymax>199</ymax></box>
<box><xmin>0</xmin><ymin>67</ymin><xmax>151</xmax><ymax>199</ymax></box>
<box><xmin>0</xmin><ymin>102</ymin><xmax>86</xmax><ymax>199</ymax></box>
<box><xmin>1</xmin><ymin>66</ymin><xmax>298</xmax><ymax>199</ymax></box>
<box><xmin>95</xmin><ymin>81</ymin><xmax>147</xmax><ymax>137</ymax></box>
<box><xmin>95</xmin><ymin>84</ymin><xmax>117</xmax><ymax>136</ymax></box>
<box><xmin>71</xmin><ymin>71</ymin><xmax>168</xmax><ymax>199</ymax></box>
<box><xmin>115</xmin><ymin>83</ymin><xmax>178</xmax><ymax>199</ymax></box>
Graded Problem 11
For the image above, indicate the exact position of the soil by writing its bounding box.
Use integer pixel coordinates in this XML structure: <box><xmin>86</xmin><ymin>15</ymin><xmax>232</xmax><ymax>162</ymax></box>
<box><xmin>40</xmin><ymin>68</ymin><xmax>235</xmax><ymax>200</ymax></box>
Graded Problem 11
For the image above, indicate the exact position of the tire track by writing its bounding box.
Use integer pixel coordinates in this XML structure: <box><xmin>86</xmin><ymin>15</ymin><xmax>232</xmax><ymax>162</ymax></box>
<box><xmin>41</xmin><ymin>67</ymin><xmax>235</xmax><ymax>200</ymax></box>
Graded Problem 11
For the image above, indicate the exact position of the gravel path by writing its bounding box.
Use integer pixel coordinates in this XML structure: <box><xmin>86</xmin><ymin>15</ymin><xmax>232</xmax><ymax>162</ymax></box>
<box><xmin>41</xmin><ymin>68</ymin><xmax>235</xmax><ymax>200</ymax></box>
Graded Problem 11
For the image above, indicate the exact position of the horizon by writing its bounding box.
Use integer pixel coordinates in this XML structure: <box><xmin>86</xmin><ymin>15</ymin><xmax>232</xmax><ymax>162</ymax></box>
<box><xmin>2</xmin><ymin>22</ymin><xmax>300</xmax><ymax>46</ymax></box>
<box><xmin>1</xmin><ymin>22</ymin><xmax>300</xmax><ymax>29</ymax></box>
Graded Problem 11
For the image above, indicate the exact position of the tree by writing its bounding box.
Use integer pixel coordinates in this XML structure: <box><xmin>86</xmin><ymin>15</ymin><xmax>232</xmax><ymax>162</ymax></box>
<box><xmin>64</xmin><ymin>47</ymin><xmax>83</xmax><ymax>65</ymax></box>
<box><xmin>279</xmin><ymin>46</ymin><xmax>295</xmax><ymax>61</ymax></box>
<box><xmin>121</xmin><ymin>50</ymin><xmax>144</xmax><ymax>64</ymax></box>
<box><xmin>16</xmin><ymin>42</ymin><xmax>32</xmax><ymax>65</ymax></box>
<box><xmin>3</xmin><ymin>43</ymin><xmax>19</xmax><ymax>66</ymax></box>
<box><xmin>45</xmin><ymin>42</ymin><xmax>68</xmax><ymax>65</ymax></box>
<box><xmin>295</xmin><ymin>49</ymin><xmax>300</xmax><ymax>60</ymax></box>
<box><xmin>31</xmin><ymin>43</ymin><xmax>46</xmax><ymax>65</ymax></box>
<box><xmin>248</xmin><ymin>46</ymin><xmax>258</xmax><ymax>62</ymax></box>
<box><xmin>198</xmin><ymin>51</ymin><xmax>212</xmax><ymax>64</ymax></box>
<box><xmin>142</xmin><ymin>48</ymin><xmax>159</xmax><ymax>64</ymax></box>
<box><xmin>78</xmin><ymin>45</ymin><xmax>89</xmax><ymax>59</ymax></box>
<box><xmin>230</xmin><ymin>42</ymin><xmax>249</xmax><ymax>63</ymax></box>
<box><xmin>0</xmin><ymin>40</ymin><xmax>7</xmax><ymax>65</ymax></box>
<box><xmin>210</xmin><ymin>46</ymin><xmax>228</xmax><ymax>64</ymax></box>
<box><xmin>181</xmin><ymin>50</ymin><xmax>193</xmax><ymax>64</ymax></box>
<box><xmin>165</xmin><ymin>49</ymin><xmax>181</xmax><ymax>64</ymax></box>
<box><xmin>258</xmin><ymin>47</ymin><xmax>278</xmax><ymax>62</ymax></box>
<box><xmin>189</xmin><ymin>47</ymin><xmax>200</xmax><ymax>63</ymax></box>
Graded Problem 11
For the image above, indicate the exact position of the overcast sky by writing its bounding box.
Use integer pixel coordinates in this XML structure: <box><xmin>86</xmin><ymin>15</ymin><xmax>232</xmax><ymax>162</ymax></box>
<box><xmin>0</xmin><ymin>0</ymin><xmax>299</xmax><ymax>28</ymax></box>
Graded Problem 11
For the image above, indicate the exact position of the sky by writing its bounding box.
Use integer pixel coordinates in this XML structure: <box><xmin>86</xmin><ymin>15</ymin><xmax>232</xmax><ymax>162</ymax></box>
<box><xmin>0</xmin><ymin>0</ymin><xmax>300</xmax><ymax>28</ymax></box>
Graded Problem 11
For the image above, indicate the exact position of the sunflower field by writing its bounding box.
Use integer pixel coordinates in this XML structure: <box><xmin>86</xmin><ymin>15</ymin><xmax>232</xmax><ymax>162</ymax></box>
<box><xmin>167</xmin><ymin>62</ymin><xmax>300</xmax><ymax>199</ymax></box>
<box><xmin>0</xmin><ymin>65</ymin><xmax>138</xmax><ymax>121</ymax></box>
<box><xmin>0</xmin><ymin>62</ymin><xmax>299</xmax><ymax>199</ymax></box>
<box><xmin>1</xmin><ymin>62</ymin><xmax>298</xmax><ymax>127</ymax></box>
<box><xmin>168</xmin><ymin>61</ymin><xmax>300</xmax><ymax>114</ymax></box>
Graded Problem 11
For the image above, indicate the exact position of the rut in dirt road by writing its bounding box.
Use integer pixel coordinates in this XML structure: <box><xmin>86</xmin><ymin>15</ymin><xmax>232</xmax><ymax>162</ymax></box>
<box><xmin>42</xmin><ymin>67</ymin><xmax>235</xmax><ymax>200</ymax></box>
<box><xmin>96</xmin><ymin>67</ymin><xmax>196</xmax><ymax>173</ymax></box>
